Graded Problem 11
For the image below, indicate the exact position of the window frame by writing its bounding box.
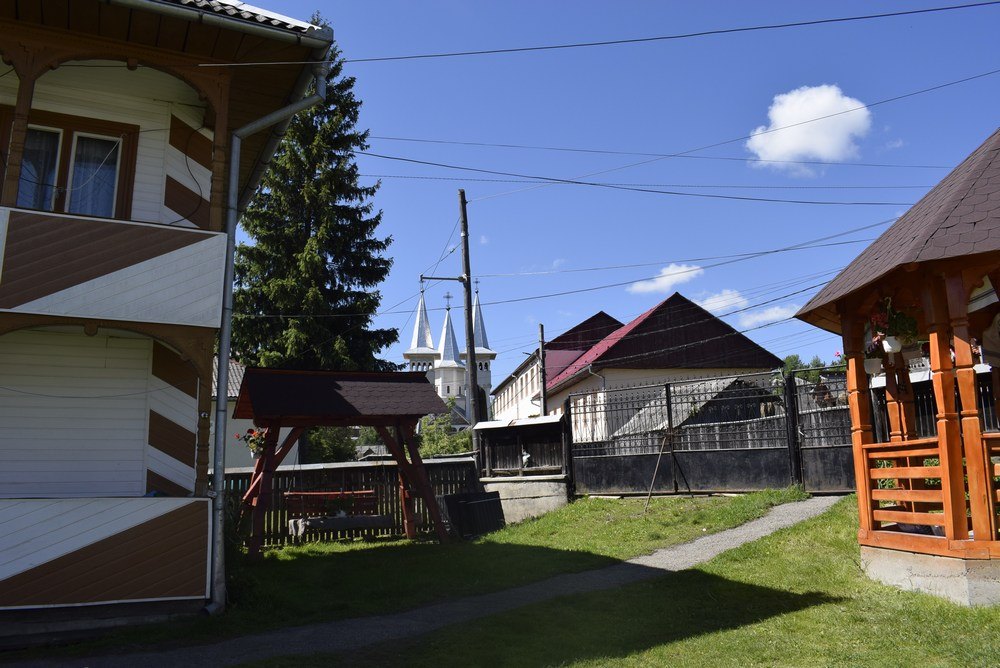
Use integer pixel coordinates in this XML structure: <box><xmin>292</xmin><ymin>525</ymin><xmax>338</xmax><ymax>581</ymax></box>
<box><xmin>2</xmin><ymin>105</ymin><xmax>138</xmax><ymax>219</ymax></box>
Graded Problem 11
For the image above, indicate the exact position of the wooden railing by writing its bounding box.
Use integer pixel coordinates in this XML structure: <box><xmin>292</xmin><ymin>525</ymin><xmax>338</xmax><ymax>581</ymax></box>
<box><xmin>222</xmin><ymin>458</ymin><xmax>479</xmax><ymax>548</ymax></box>
<box><xmin>863</xmin><ymin>437</ymin><xmax>949</xmax><ymax>541</ymax></box>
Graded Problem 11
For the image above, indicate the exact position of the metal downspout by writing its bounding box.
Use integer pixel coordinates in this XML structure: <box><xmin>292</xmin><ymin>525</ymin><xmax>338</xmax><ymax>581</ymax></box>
<box><xmin>208</xmin><ymin>61</ymin><xmax>329</xmax><ymax>614</ymax></box>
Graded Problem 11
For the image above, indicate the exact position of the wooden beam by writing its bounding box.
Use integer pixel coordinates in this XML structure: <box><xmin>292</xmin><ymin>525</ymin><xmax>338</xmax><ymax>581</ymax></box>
<box><xmin>247</xmin><ymin>427</ymin><xmax>281</xmax><ymax>558</ymax></box>
<box><xmin>400</xmin><ymin>422</ymin><xmax>450</xmax><ymax>542</ymax></box>
<box><xmin>376</xmin><ymin>425</ymin><xmax>417</xmax><ymax>539</ymax></box>
<box><xmin>241</xmin><ymin>427</ymin><xmax>304</xmax><ymax>505</ymax></box>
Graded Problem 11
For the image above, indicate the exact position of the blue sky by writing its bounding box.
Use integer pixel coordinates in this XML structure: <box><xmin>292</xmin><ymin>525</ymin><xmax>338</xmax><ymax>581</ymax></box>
<box><xmin>270</xmin><ymin>1</ymin><xmax>1000</xmax><ymax>382</ymax></box>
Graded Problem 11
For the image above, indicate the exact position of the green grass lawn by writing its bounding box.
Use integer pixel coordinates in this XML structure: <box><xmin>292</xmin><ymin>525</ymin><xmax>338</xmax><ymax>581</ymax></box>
<box><xmin>6</xmin><ymin>488</ymin><xmax>805</xmax><ymax>658</ymax></box>
<box><xmin>279</xmin><ymin>497</ymin><xmax>1000</xmax><ymax>668</ymax></box>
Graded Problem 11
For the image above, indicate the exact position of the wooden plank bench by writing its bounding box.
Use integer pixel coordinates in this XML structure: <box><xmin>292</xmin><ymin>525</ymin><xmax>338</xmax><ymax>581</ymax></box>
<box><xmin>284</xmin><ymin>490</ymin><xmax>394</xmax><ymax>540</ymax></box>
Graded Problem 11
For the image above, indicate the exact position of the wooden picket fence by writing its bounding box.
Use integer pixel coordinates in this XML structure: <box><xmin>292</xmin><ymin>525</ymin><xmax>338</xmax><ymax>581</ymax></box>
<box><xmin>223</xmin><ymin>457</ymin><xmax>479</xmax><ymax>548</ymax></box>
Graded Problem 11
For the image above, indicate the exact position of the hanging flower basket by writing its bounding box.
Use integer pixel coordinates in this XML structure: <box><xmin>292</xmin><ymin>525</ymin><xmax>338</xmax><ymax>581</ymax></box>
<box><xmin>882</xmin><ymin>336</ymin><xmax>903</xmax><ymax>354</ymax></box>
<box><xmin>871</xmin><ymin>297</ymin><xmax>918</xmax><ymax>347</ymax></box>
<box><xmin>864</xmin><ymin>357</ymin><xmax>883</xmax><ymax>375</ymax></box>
<box><xmin>236</xmin><ymin>427</ymin><xmax>268</xmax><ymax>457</ymax></box>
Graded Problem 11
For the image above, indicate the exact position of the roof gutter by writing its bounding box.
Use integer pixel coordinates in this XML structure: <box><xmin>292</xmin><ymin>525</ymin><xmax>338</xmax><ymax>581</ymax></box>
<box><xmin>104</xmin><ymin>0</ymin><xmax>333</xmax><ymax>49</ymax></box>
<box><xmin>208</xmin><ymin>56</ymin><xmax>331</xmax><ymax>616</ymax></box>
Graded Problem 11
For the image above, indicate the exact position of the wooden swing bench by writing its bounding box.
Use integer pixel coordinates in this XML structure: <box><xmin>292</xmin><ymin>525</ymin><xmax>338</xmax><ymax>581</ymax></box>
<box><xmin>284</xmin><ymin>489</ymin><xmax>394</xmax><ymax>540</ymax></box>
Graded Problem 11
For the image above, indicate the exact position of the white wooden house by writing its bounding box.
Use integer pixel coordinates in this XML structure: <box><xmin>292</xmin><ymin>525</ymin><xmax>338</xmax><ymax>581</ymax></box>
<box><xmin>0</xmin><ymin>1</ymin><xmax>330</xmax><ymax>618</ymax></box>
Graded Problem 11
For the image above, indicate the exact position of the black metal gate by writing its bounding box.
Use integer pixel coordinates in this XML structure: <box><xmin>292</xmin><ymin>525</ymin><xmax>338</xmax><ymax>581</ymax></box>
<box><xmin>568</xmin><ymin>368</ymin><xmax>856</xmax><ymax>495</ymax></box>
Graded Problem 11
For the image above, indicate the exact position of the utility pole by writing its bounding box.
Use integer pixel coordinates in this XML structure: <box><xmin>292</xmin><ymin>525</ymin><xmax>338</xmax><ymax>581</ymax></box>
<box><xmin>421</xmin><ymin>189</ymin><xmax>481</xmax><ymax>450</ymax></box>
<box><xmin>538</xmin><ymin>323</ymin><xmax>548</xmax><ymax>415</ymax></box>
<box><xmin>459</xmin><ymin>190</ymin><xmax>481</xmax><ymax>429</ymax></box>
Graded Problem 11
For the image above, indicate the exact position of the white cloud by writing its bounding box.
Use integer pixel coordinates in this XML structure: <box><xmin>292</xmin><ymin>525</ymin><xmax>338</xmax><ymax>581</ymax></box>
<box><xmin>479</xmin><ymin>235</ymin><xmax>489</xmax><ymax>245</ymax></box>
<box><xmin>884</xmin><ymin>138</ymin><xmax>905</xmax><ymax>150</ymax></box>
<box><xmin>696</xmin><ymin>289</ymin><xmax>749</xmax><ymax>314</ymax></box>
<box><xmin>627</xmin><ymin>263</ymin><xmax>703</xmax><ymax>294</ymax></box>
<box><xmin>550</xmin><ymin>258</ymin><xmax>567</xmax><ymax>270</ymax></box>
<box><xmin>738</xmin><ymin>304</ymin><xmax>801</xmax><ymax>328</ymax></box>
<box><xmin>746</xmin><ymin>84</ymin><xmax>871</xmax><ymax>173</ymax></box>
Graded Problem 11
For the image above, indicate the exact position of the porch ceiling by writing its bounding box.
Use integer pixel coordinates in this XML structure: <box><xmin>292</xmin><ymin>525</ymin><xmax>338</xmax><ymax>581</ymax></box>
<box><xmin>0</xmin><ymin>0</ymin><xmax>331</xmax><ymax>209</ymax></box>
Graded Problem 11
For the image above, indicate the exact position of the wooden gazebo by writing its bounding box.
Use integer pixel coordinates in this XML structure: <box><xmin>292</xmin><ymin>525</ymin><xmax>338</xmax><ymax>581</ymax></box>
<box><xmin>233</xmin><ymin>368</ymin><xmax>451</xmax><ymax>556</ymax></box>
<box><xmin>797</xmin><ymin>128</ymin><xmax>1000</xmax><ymax>604</ymax></box>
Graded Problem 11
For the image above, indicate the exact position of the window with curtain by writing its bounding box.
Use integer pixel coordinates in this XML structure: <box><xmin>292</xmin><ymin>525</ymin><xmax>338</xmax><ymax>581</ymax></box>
<box><xmin>67</xmin><ymin>134</ymin><xmax>120</xmax><ymax>218</ymax></box>
<box><xmin>16</xmin><ymin>127</ymin><xmax>61</xmax><ymax>211</ymax></box>
<box><xmin>7</xmin><ymin>108</ymin><xmax>136</xmax><ymax>219</ymax></box>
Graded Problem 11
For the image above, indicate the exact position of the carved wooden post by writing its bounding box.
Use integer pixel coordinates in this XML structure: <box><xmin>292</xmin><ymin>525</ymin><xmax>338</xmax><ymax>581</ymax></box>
<box><xmin>207</xmin><ymin>73</ymin><xmax>230</xmax><ymax>233</ymax></box>
<box><xmin>195</xmin><ymin>376</ymin><xmax>212</xmax><ymax>496</ymax></box>
<box><xmin>924</xmin><ymin>276</ymin><xmax>969</xmax><ymax>540</ymax></box>
<box><xmin>883</xmin><ymin>352</ymin><xmax>905</xmax><ymax>443</ymax></box>
<box><xmin>1</xmin><ymin>60</ymin><xmax>36</xmax><ymax>206</ymax></box>
<box><xmin>841</xmin><ymin>308</ymin><xmax>875</xmax><ymax>538</ymax></box>
<box><xmin>945</xmin><ymin>273</ymin><xmax>995</xmax><ymax>541</ymax></box>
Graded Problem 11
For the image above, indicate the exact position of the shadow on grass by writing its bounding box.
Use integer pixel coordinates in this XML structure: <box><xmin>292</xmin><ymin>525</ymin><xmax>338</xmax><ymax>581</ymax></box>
<box><xmin>329</xmin><ymin>568</ymin><xmax>842</xmax><ymax>668</ymax></box>
<box><xmin>0</xmin><ymin>541</ymin><xmax>617</xmax><ymax>662</ymax></box>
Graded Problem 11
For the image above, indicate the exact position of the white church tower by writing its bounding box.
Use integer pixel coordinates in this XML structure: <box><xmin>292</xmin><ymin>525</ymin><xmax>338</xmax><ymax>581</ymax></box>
<box><xmin>434</xmin><ymin>294</ymin><xmax>466</xmax><ymax>410</ymax></box>
<box><xmin>402</xmin><ymin>286</ymin><xmax>495</xmax><ymax>423</ymax></box>
<box><xmin>403</xmin><ymin>288</ymin><xmax>437</xmax><ymax>379</ymax></box>
<box><xmin>462</xmin><ymin>287</ymin><xmax>497</xmax><ymax>418</ymax></box>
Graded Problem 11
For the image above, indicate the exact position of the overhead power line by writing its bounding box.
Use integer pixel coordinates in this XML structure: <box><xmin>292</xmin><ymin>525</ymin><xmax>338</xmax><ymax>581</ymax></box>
<box><xmin>361</xmin><ymin>174</ymin><xmax>934</xmax><ymax>189</ymax></box>
<box><xmin>357</xmin><ymin>151</ymin><xmax>915</xmax><ymax>206</ymax></box>
<box><xmin>235</xmin><ymin>218</ymin><xmax>893</xmax><ymax>320</ymax></box>
<box><xmin>196</xmin><ymin>2</ymin><xmax>1000</xmax><ymax>66</ymax></box>
<box><xmin>461</xmin><ymin>65</ymin><xmax>1000</xmax><ymax>202</ymax></box>
<box><xmin>366</xmin><ymin>141</ymin><xmax>950</xmax><ymax>171</ymax></box>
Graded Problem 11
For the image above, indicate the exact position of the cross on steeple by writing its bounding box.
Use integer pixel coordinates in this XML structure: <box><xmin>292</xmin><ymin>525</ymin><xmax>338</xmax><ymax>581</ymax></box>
<box><xmin>444</xmin><ymin>292</ymin><xmax>453</xmax><ymax>310</ymax></box>
<box><xmin>474</xmin><ymin>278</ymin><xmax>480</xmax><ymax>295</ymax></box>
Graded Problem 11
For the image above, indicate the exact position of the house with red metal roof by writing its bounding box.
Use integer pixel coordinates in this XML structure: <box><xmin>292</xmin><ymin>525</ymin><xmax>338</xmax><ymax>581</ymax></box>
<box><xmin>492</xmin><ymin>293</ymin><xmax>782</xmax><ymax>421</ymax></box>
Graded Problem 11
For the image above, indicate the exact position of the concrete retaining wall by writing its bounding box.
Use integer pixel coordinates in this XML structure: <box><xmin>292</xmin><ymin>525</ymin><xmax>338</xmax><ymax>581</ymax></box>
<box><xmin>481</xmin><ymin>476</ymin><xmax>569</xmax><ymax>523</ymax></box>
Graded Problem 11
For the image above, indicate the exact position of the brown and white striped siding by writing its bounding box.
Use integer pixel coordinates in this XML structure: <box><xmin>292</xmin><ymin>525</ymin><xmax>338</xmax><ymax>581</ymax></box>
<box><xmin>0</xmin><ymin>498</ymin><xmax>210</xmax><ymax>608</ymax></box>
<box><xmin>164</xmin><ymin>114</ymin><xmax>213</xmax><ymax>230</ymax></box>
<box><xmin>0</xmin><ymin>209</ymin><xmax>226</xmax><ymax>328</ymax></box>
<box><xmin>146</xmin><ymin>342</ymin><xmax>199</xmax><ymax>496</ymax></box>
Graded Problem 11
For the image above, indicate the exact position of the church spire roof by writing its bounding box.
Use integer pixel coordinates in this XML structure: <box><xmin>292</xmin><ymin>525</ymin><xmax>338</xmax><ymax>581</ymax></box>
<box><xmin>466</xmin><ymin>285</ymin><xmax>496</xmax><ymax>359</ymax></box>
<box><xmin>405</xmin><ymin>288</ymin><xmax>435</xmax><ymax>356</ymax></box>
<box><xmin>437</xmin><ymin>300</ymin><xmax>464</xmax><ymax>368</ymax></box>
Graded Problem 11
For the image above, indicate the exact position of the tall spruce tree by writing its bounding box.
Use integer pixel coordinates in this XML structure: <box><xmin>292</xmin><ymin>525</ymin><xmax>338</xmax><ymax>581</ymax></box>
<box><xmin>233</xmin><ymin>42</ymin><xmax>396</xmax><ymax>371</ymax></box>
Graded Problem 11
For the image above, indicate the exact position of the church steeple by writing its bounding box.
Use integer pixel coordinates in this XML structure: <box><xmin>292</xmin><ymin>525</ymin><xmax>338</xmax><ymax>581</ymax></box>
<box><xmin>436</xmin><ymin>294</ymin><xmax>463</xmax><ymax>369</ymax></box>
<box><xmin>406</xmin><ymin>288</ymin><xmax>435</xmax><ymax>354</ymax></box>
<box><xmin>403</xmin><ymin>286</ymin><xmax>438</xmax><ymax>374</ymax></box>
<box><xmin>471</xmin><ymin>286</ymin><xmax>495</xmax><ymax>356</ymax></box>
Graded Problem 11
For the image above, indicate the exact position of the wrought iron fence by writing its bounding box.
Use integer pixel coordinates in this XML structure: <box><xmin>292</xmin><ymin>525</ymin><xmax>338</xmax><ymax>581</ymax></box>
<box><xmin>569</xmin><ymin>371</ymin><xmax>787</xmax><ymax>457</ymax></box>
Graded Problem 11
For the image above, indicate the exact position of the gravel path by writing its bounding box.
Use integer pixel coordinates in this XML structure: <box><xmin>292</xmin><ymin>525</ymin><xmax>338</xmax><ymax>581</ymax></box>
<box><xmin>13</xmin><ymin>496</ymin><xmax>841</xmax><ymax>668</ymax></box>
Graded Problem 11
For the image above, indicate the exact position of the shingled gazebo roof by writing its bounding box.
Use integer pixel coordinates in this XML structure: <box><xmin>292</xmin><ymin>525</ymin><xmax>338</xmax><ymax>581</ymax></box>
<box><xmin>233</xmin><ymin>368</ymin><xmax>448</xmax><ymax>427</ymax></box>
<box><xmin>798</xmin><ymin>127</ymin><xmax>1000</xmax><ymax>334</ymax></box>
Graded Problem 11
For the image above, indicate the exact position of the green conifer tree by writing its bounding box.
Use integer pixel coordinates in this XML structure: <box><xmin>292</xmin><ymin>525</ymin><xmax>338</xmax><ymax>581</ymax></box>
<box><xmin>233</xmin><ymin>40</ymin><xmax>396</xmax><ymax>371</ymax></box>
